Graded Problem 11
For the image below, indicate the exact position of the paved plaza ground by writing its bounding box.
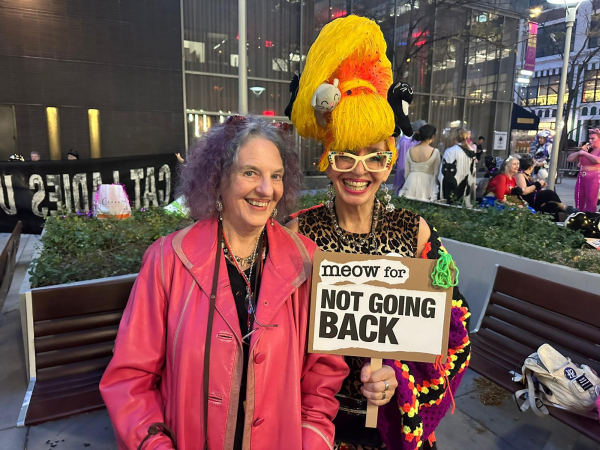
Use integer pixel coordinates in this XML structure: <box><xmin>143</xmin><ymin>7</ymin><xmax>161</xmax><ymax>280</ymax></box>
<box><xmin>554</xmin><ymin>176</ymin><xmax>578</xmax><ymax>208</ymax></box>
<box><xmin>0</xmin><ymin>177</ymin><xmax>598</xmax><ymax>450</ymax></box>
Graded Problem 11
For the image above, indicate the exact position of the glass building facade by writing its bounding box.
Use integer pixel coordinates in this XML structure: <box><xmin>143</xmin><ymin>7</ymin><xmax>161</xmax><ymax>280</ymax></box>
<box><xmin>183</xmin><ymin>0</ymin><xmax>524</xmax><ymax>174</ymax></box>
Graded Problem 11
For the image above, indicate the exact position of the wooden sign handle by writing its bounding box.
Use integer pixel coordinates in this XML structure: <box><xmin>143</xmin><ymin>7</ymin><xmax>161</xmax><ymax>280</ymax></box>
<box><xmin>365</xmin><ymin>358</ymin><xmax>382</xmax><ymax>428</ymax></box>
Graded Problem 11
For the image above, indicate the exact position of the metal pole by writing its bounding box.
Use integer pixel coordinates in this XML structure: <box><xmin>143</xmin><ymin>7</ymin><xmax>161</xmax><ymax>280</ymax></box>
<box><xmin>548</xmin><ymin>5</ymin><xmax>577</xmax><ymax>191</ymax></box>
<box><xmin>238</xmin><ymin>0</ymin><xmax>248</xmax><ymax>114</ymax></box>
<box><xmin>180</xmin><ymin>0</ymin><xmax>189</xmax><ymax>154</ymax></box>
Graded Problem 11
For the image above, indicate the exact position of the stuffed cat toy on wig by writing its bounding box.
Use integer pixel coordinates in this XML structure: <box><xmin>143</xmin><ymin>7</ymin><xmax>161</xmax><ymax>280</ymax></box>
<box><xmin>311</xmin><ymin>79</ymin><xmax>341</xmax><ymax>127</ymax></box>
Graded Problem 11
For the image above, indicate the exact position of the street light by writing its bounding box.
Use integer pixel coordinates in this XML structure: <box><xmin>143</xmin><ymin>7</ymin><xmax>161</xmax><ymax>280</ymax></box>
<box><xmin>530</xmin><ymin>6</ymin><xmax>543</xmax><ymax>18</ymax></box>
<box><xmin>547</xmin><ymin>0</ymin><xmax>584</xmax><ymax>190</ymax></box>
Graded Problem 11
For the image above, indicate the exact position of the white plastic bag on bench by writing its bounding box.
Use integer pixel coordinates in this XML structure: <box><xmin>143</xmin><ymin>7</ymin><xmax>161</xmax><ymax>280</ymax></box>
<box><xmin>511</xmin><ymin>344</ymin><xmax>600</xmax><ymax>418</ymax></box>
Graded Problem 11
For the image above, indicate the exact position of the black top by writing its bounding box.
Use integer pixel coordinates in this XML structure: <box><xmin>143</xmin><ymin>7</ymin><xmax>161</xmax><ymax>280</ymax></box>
<box><xmin>476</xmin><ymin>143</ymin><xmax>483</xmax><ymax>161</ymax></box>
<box><xmin>225</xmin><ymin>258</ymin><xmax>261</xmax><ymax>450</ymax></box>
<box><xmin>521</xmin><ymin>172</ymin><xmax>537</xmax><ymax>206</ymax></box>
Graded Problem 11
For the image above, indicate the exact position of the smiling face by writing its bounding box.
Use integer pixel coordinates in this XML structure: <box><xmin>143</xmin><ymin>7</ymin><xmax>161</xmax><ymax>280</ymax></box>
<box><xmin>220</xmin><ymin>137</ymin><xmax>284</xmax><ymax>233</ymax></box>
<box><xmin>506</xmin><ymin>158</ymin><xmax>520</xmax><ymax>176</ymax></box>
<box><xmin>326</xmin><ymin>141</ymin><xmax>392</xmax><ymax>208</ymax></box>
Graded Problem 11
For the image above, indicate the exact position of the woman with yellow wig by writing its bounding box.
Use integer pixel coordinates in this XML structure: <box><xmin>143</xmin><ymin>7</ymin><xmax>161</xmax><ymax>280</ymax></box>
<box><xmin>286</xmin><ymin>16</ymin><xmax>471</xmax><ymax>450</ymax></box>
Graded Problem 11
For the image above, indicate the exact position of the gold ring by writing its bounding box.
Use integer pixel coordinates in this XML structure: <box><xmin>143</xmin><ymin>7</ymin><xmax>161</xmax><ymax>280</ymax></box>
<box><xmin>381</xmin><ymin>391</ymin><xmax>387</xmax><ymax>400</ymax></box>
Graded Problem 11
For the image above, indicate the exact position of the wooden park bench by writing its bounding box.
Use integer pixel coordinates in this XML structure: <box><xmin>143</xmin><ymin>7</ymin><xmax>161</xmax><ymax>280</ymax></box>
<box><xmin>0</xmin><ymin>221</ymin><xmax>22</xmax><ymax>309</ymax></box>
<box><xmin>18</xmin><ymin>274</ymin><xmax>136</xmax><ymax>426</ymax></box>
<box><xmin>469</xmin><ymin>266</ymin><xmax>600</xmax><ymax>443</ymax></box>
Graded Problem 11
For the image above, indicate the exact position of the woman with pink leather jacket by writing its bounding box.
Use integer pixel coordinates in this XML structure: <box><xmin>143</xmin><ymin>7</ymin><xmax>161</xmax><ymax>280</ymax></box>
<box><xmin>100</xmin><ymin>116</ymin><xmax>349</xmax><ymax>450</ymax></box>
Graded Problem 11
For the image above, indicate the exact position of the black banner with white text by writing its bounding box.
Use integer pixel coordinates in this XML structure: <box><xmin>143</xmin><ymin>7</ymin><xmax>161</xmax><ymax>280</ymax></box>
<box><xmin>0</xmin><ymin>154</ymin><xmax>177</xmax><ymax>234</ymax></box>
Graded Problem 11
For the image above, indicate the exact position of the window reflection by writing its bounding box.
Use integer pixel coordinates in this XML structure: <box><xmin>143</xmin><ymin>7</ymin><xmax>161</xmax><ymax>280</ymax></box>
<box><xmin>182</xmin><ymin>0</ymin><xmax>520</xmax><ymax>172</ymax></box>
<box><xmin>583</xmin><ymin>69</ymin><xmax>600</xmax><ymax>103</ymax></box>
<box><xmin>519</xmin><ymin>75</ymin><xmax>568</xmax><ymax>107</ymax></box>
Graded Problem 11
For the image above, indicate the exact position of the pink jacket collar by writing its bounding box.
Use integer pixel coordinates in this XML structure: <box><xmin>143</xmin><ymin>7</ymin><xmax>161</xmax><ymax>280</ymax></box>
<box><xmin>171</xmin><ymin>218</ymin><xmax>312</xmax><ymax>344</ymax></box>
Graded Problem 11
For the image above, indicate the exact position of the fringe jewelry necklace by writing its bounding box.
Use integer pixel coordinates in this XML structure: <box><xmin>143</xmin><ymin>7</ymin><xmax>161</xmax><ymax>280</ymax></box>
<box><xmin>222</xmin><ymin>238</ymin><xmax>266</xmax><ymax>267</ymax></box>
<box><xmin>222</xmin><ymin>229</ymin><xmax>264</xmax><ymax>337</ymax></box>
<box><xmin>326</xmin><ymin>198</ymin><xmax>381</xmax><ymax>248</ymax></box>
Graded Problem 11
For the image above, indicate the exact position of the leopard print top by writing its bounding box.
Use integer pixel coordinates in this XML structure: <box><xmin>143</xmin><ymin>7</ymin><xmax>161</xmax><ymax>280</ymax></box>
<box><xmin>296</xmin><ymin>203</ymin><xmax>421</xmax><ymax>401</ymax></box>
<box><xmin>297</xmin><ymin>203</ymin><xmax>420</xmax><ymax>257</ymax></box>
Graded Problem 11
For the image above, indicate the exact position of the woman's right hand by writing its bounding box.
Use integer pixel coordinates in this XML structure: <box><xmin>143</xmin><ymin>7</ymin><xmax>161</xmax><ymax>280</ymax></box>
<box><xmin>360</xmin><ymin>362</ymin><xmax>398</xmax><ymax>406</ymax></box>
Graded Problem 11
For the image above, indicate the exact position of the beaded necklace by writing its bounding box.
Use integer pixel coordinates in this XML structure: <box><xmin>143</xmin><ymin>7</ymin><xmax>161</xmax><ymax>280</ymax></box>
<box><xmin>222</xmin><ymin>229</ymin><xmax>264</xmax><ymax>333</ymax></box>
<box><xmin>325</xmin><ymin>198</ymin><xmax>381</xmax><ymax>248</ymax></box>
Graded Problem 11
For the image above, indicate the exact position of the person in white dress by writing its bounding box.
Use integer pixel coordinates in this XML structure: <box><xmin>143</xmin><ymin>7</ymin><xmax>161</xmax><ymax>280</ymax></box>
<box><xmin>399</xmin><ymin>124</ymin><xmax>440</xmax><ymax>202</ymax></box>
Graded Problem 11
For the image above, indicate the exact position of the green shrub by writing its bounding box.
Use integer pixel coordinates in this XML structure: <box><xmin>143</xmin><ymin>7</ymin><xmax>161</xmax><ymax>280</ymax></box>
<box><xmin>29</xmin><ymin>209</ymin><xmax>193</xmax><ymax>288</ymax></box>
<box><xmin>297</xmin><ymin>193</ymin><xmax>600</xmax><ymax>274</ymax></box>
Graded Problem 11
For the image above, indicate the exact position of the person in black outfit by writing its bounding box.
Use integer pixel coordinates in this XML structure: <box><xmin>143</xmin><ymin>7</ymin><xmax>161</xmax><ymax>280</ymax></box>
<box><xmin>515</xmin><ymin>155</ymin><xmax>576</xmax><ymax>220</ymax></box>
<box><xmin>475</xmin><ymin>136</ymin><xmax>485</xmax><ymax>162</ymax></box>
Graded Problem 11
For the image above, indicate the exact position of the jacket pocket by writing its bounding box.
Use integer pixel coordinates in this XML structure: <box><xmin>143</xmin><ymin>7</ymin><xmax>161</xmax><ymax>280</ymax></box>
<box><xmin>217</xmin><ymin>332</ymin><xmax>233</xmax><ymax>341</ymax></box>
<box><xmin>208</xmin><ymin>394</ymin><xmax>223</xmax><ymax>405</ymax></box>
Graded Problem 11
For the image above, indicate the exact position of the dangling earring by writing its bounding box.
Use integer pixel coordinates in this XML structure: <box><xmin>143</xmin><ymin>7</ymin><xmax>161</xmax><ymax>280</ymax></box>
<box><xmin>380</xmin><ymin>183</ymin><xmax>395</xmax><ymax>212</ymax></box>
<box><xmin>270</xmin><ymin>207</ymin><xmax>278</xmax><ymax>226</ymax></box>
<box><xmin>326</xmin><ymin>182</ymin><xmax>335</xmax><ymax>209</ymax></box>
<box><xmin>216</xmin><ymin>199</ymin><xmax>223</xmax><ymax>221</ymax></box>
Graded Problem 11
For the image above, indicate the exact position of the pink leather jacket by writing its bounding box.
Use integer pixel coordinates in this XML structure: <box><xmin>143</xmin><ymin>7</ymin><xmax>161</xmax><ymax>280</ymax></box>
<box><xmin>100</xmin><ymin>219</ymin><xmax>348</xmax><ymax>450</ymax></box>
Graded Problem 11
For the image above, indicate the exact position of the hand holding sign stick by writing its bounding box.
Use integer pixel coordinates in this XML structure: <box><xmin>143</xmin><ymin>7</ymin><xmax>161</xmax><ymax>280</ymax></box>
<box><xmin>308</xmin><ymin>251</ymin><xmax>454</xmax><ymax>428</ymax></box>
<box><xmin>365</xmin><ymin>358</ymin><xmax>383</xmax><ymax>428</ymax></box>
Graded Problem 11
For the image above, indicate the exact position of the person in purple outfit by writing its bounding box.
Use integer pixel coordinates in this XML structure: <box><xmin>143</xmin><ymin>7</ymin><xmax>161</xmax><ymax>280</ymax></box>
<box><xmin>393</xmin><ymin>120</ymin><xmax>425</xmax><ymax>194</ymax></box>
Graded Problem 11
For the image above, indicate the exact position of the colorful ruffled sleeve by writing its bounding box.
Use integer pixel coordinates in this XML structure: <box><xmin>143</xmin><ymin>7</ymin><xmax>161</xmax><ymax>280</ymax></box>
<box><xmin>377</xmin><ymin>227</ymin><xmax>471</xmax><ymax>450</ymax></box>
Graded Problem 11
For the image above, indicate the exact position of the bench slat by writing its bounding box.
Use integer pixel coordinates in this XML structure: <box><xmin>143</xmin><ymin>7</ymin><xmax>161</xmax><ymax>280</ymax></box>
<box><xmin>34</xmin><ymin>310</ymin><xmax>123</xmax><ymax>337</ymax></box>
<box><xmin>470</xmin><ymin>334</ymin><xmax>523</xmax><ymax>369</ymax></box>
<box><xmin>475</xmin><ymin>328</ymin><xmax>534</xmax><ymax>361</ymax></box>
<box><xmin>485</xmin><ymin>304</ymin><xmax>600</xmax><ymax>362</ymax></box>
<box><xmin>493</xmin><ymin>267</ymin><xmax>600</xmax><ymax>327</ymax></box>
<box><xmin>36</xmin><ymin>356</ymin><xmax>112</xmax><ymax>382</ymax></box>
<box><xmin>31</xmin><ymin>378</ymin><xmax>101</xmax><ymax>403</ymax></box>
<box><xmin>35</xmin><ymin>326</ymin><xmax>118</xmax><ymax>353</ymax></box>
<box><xmin>33</xmin><ymin>370</ymin><xmax>105</xmax><ymax>395</ymax></box>
<box><xmin>489</xmin><ymin>292</ymin><xmax>600</xmax><ymax>344</ymax></box>
<box><xmin>471</xmin><ymin>346</ymin><xmax>519</xmax><ymax>377</ymax></box>
<box><xmin>36</xmin><ymin>342</ymin><xmax>115</xmax><ymax>370</ymax></box>
<box><xmin>31</xmin><ymin>278</ymin><xmax>133</xmax><ymax>321</ymax></box>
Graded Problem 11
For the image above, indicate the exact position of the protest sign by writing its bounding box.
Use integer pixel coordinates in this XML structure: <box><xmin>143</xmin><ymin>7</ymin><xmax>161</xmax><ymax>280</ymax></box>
<box><xmin>309</xmin><ymin>251</ymin><xmax>452</xmax><ymax>362</ymax></box>
<box><xmin>308</xmin><ymin>251</ymin><xmax>454</xmax><ymax>427</ymax></box>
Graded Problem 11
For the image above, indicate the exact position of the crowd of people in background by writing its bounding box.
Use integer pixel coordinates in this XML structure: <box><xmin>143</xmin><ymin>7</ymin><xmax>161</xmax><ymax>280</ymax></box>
<box><xmin>393</xmin><ymin>123</ymin><xmax>599</xmax><ymax>216</ymax></box>
<box><xmin>8</xmin><ymin>149</ymin><xmax>78</xmax><ymax>162</ymax></box>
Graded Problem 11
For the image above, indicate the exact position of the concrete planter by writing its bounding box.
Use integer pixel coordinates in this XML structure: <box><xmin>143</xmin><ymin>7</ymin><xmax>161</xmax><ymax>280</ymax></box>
<box><xmin>442</xmin><ymin>238</ymin><xmax>600</xmax><ymax>331</ymax></box>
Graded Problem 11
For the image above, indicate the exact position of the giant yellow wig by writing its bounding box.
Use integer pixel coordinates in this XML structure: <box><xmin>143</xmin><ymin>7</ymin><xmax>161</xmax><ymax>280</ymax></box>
<box><xmin>291</xmin><ymin>15</ymin><xmax>396</xmax><ymax>171</ymax></box>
